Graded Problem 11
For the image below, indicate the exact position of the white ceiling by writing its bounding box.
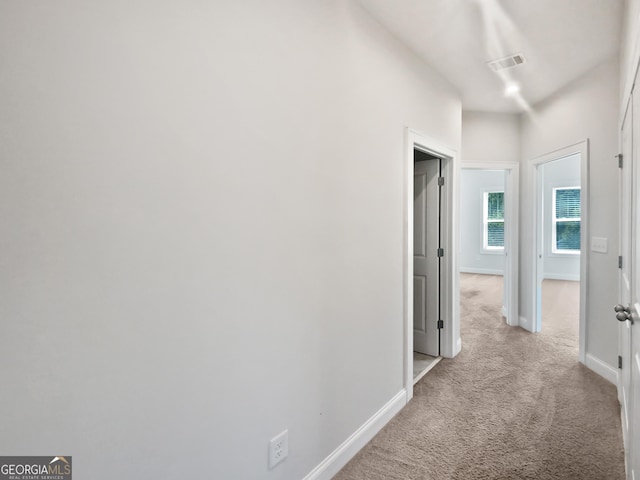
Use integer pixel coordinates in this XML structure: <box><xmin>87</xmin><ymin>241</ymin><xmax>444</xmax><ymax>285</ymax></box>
<box><xmin>357</xmin><ymin>0</ymin><xmax>623</xmax><ymax>113</ymax></box>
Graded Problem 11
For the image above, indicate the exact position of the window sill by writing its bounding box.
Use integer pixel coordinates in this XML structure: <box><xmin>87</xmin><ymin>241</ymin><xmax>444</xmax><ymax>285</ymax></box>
<box><xmin>550</xmin><ymin>250</ymin><xmax>581</xmax><ymax>257</ymax></box>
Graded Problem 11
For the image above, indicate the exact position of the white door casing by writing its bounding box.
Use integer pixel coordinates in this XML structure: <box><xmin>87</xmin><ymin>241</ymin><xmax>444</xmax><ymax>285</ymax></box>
<box><xmin>413</xmin><ymin>158</ymin><xmax>440</xmax><ymax>357</ymax></box>
<box><xmin>529</xmin><ymin>141</ymin><xmax>588</xmax><ymax>363</ymax></box>
<box><xmin>404</xmin><ymin>128</ymin><xmax>459</xmax><ymax>403</ymax></box>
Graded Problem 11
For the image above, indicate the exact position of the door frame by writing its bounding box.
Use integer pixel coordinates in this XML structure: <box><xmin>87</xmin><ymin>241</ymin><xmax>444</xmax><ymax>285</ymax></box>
<box><xmin>404</xmin><ymin>128</ymin><xmax>459</xmax><ymax>402</ymax></box>
<box><xmin>461</xmin><ymin>162</ymin><xmax>520</xmax><ymax>327</ymax></box>
<box><xmin>529</xmin><ymin>140</ymin><xmax>589</xmax><ymax>363</ymax></box>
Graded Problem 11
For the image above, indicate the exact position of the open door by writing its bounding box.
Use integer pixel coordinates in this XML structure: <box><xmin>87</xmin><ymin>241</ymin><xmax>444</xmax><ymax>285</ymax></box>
<box><xmin>617</xmin><ymin>81</ymin><xmax>639</xmax><ymax>480</ymax></box>
<box><xmin>413</xmin><ymin>150</ymin><xmax>441</xmax><ymax>357</ymax></box>
<box><xmin>631</xmin><ymin>85</ymin><xmax>640</xmax><ymax>480</ymax></box>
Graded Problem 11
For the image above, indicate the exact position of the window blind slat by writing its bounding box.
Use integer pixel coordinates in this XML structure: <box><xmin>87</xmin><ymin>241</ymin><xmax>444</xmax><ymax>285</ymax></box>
<box><xmin>485</xmin><ymin>191</ymin><xmax>505</xmax><ymax>248</ymax></box>
<box><xmin>553</xmin><ymin>187</ymin><xmax>581</xmax><ymax>252</ymax></box>
<box><xmin>556</xmin><ymin>221</ymin><xmax>581</xmax><ymax>250</ymax></box>
<box><xmin>487</xmin><ymin>192</ymin><xmax>504</xmax><ymax>220</ymax></box>
<box><xmin>487</xmin><ymin>222</ymin><xmax>504</xmax><ymax>247</ymax></box>
<box><xmin>555</xmin><ymin>188</ymin><xmax>581</xmax><ymax>219</ymax></box>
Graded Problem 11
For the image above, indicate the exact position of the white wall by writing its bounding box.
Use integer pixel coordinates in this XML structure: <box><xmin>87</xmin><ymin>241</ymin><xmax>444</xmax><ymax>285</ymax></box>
<box><xmin>462</xmin><ymin>111</ymin><xmax>520</xmax><ymax>165</ymax></box>
<box><xmin>0</xmin><ymin>2</ymin><xmax>461</xmax><ymax>479</ymax></box>
<box><xmin>621</xmin><ymin>0</ymin><xmax>640</xmax><ymax>105</ymax></box>
<box><xmin>460</xmin><ymin>170</ymin><xmax>506</xmax><ymax>274</ymax></box>
<box><xmin>540</xmin><ymin>154</ymin><xmax>581</xmax><ymax>281</ymax></box>
<box><xmin>520</xmin><ymin>55</ymin><xmax>620</xmax><ymax>367</ymax></box>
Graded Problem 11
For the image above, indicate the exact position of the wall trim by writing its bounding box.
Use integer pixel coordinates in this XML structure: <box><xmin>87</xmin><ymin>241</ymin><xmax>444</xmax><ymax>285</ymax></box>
<box><xmin>543</xmin><ymin>273</ymin><xmax>580</xmax><ymax>282</ymax></box>
<box><xmin>303</xmin><ymin>389</ymin><xmax>406</xmax><ymax>480</ymax></box>
<box><xmin>519</xmin><ymin>315</ymin><xmax>534</xmax><ymax>332</ymax></box>
<box><xmin>585</xmin><ymin>353</ymin><xmax>617</xmax><ymax>385</ymax></box>
<box><xmin>460</xmin><ymin>267</ymin><xmax>505</xmax><ymax>276</ymax></box>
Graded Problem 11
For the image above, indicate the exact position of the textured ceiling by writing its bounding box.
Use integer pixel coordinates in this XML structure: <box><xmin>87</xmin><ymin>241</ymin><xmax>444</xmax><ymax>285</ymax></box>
<box><xmin>357</xmin><ymin>0</ymin><xmax>623</xmax><ymax>112</ymax></box>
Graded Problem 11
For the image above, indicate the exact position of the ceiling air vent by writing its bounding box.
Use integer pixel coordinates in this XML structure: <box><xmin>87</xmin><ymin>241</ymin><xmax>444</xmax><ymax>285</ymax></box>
<box><xmin>488</xmin><ymin>53</ymin><xmax>526</xmax><ymax>72</ymax></box>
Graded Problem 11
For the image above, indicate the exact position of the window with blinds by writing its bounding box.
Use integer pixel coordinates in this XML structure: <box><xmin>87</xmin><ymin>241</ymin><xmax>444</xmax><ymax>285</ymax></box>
<box><xmin>552</xmin><ymin>187</ymin><xmax>581</xmax><ymax>253</ymax></box>
<box><xmin>483</xmin><ymin>191</ymin><xmax>504</xmax><ymax>250</ymax></box>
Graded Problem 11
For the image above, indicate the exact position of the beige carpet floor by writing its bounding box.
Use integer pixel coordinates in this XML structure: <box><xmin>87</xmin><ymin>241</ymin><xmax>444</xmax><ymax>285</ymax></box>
<box><xmin>334</xmin><ymin>274</ymin><xmax>625</xmax><ymax>479</ymax></box>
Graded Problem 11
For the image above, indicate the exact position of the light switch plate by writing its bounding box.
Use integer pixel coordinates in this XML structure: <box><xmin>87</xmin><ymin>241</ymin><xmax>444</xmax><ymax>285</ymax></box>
<box><xmin>592</xmin><ymin>237</ymin><xmax>607</xmax><ymax>253</ymax></box>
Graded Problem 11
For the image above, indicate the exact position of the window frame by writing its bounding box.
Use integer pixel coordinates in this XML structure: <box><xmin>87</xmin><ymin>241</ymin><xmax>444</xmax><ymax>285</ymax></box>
<box><xmin>551</xmin><ymin>186</ymin><xmax>581</xmax><ymax>255</ymax></box>
<box><xmin>482</xmin><ymin>190</ymin><xmax>505</xmax><ymax>253</ymax></box>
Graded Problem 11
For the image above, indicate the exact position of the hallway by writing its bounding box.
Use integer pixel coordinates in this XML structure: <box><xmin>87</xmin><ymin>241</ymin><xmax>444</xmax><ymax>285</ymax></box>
<box><xmin>335</xmin><ymin>274</ymin><xmax>624</xmax><ymax>479</ymax></box>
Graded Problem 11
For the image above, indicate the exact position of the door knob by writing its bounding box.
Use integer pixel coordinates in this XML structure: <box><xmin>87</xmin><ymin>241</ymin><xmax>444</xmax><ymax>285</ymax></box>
<box><xmin>616</xmin><ymin>311</ymin><xmax>632</xmax><ymax>322</ymax></box>
<box><xmin>614</xmin><ymin>304</ymin><xmax>634</xmax><ymax>323</ymax></box>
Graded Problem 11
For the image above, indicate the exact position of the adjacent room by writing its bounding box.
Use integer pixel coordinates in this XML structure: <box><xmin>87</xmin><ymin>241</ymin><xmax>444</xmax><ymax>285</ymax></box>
<box><xmin>537</xmin><ymin>154</ymin><xmax>582</xmax><ymax>347</ymax></box>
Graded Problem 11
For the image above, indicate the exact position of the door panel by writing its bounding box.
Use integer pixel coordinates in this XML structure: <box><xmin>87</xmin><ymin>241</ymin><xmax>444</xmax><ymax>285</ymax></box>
<box><xmin>619</xmin><ymin>82</ymin><xmax>640</xmax><ymax>480</ymax></box>
<box><xmin>620</xmin><ymin>100</ymin><xmax>633</xmax><ymax>448</ymax></box>
<box><xmin>413</xmin><ymin>159</ymin><xmax>439</xmax><ymax>356</ymax></box>
<box><xmin>632</xmin><ymin>348</ymin><xmax>640</xmax><ymax>480</ymax></box>
<box><xmin>413</xmin><ymin>277</ymin><xmax>426</xmax><ymax>330</ymax></box>
<box><xmin>414</xmin><ymin>173</ymin><xmax>426</xmax><ymax>257</ymax></box>
<box><xmin>629</xmin><ymin>84</ymin><xmax>640</xmax><ymax>480</ymax></box>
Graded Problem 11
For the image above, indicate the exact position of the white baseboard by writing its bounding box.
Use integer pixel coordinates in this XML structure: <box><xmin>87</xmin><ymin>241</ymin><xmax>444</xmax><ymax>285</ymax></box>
<box><xmin>303</xmin><ymin>389</ymin><xmax>407</xmax><ymax>480</ymax></box>
<box><xmin>519</xmin><ymin>315</ymin><xmax>534</xmax><ymax>332</ymax></box>
<box><xmin>453</xmin><ymin>337</ymin><xmax>462</xmax><ymax>357</ymax></box>
<box><xmin>543</xmin><ymin>273</ymin><xmax>580</xmax><ymax>282</ymax></box>
<box><xmin>460</xmin><ymin>267</ymin><xmax>505</xmax><ymax>276</ymax></box>
<box><xmin>585</xmin><ymin>353</ymin><xmax>617</xmax><ymax>385</ymax></box>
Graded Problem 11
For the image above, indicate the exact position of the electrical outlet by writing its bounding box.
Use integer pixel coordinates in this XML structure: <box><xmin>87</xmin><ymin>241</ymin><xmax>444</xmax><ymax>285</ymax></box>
<box><xmin>269</xmin><ymin>429</ymin><xmax>288</xmax><ymax>469</ymax></box>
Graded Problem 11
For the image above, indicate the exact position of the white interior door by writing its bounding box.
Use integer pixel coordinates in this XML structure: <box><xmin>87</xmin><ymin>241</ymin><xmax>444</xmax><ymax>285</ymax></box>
<box><xmin>618</xmin><ymin>86</ymin><xmax>640</xmax><ymax>480</ymax></box>
<box><xmin>414</xmin><ymin>158</ymin><xmax>440</xmax><ymax>356</ymax></box>
<box><xmin>628</xmin><ymin>81</ymin><xmax>640</xmax><ymax>480</ymax></box>
<box><xmin>619</xmin><ymin>99</ymin><xmax>633</xmax><ymax>457</ymax></box>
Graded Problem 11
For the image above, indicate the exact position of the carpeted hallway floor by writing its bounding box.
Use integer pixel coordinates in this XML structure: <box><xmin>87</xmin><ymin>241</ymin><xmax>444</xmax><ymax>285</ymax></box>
<box><xmin>334</xmin><ymin>273</ymin><xmax>625</xmax><ymax>479</ymax></box>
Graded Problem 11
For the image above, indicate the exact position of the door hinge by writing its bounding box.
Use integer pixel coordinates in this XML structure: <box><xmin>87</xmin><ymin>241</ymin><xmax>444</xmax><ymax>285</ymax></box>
<box><xmin>437</xmin><ymin>177</ymin><xmax>444</xmax><ymax>186</ymax></box>
<box><xmin>619</xmin><ymin>256</ymin><xmax>623</xmax><ymax>269</ymax></box>
<box><xmin>437</xmin><ymin>248</ymin><xmax>444</xmax><ymax>257</ymax></box>
<box><xmin>437</xmin><ymin>320</ymin><xmax>444</xmax><ymax>329</ymax></box>
<box><xmin>618</xmin><ymin>355</ymin><xmax>623</xmax><ymax>369</ymax></box>
<box><xmin>617</xmin><ymin>153</ymin><xmax>623</xmax><ymax>168</ymax></box>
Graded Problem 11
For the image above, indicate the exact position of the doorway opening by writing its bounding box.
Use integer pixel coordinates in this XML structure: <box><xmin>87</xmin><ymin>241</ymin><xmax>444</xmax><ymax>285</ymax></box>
<box><xmin>413</xmin><ymin>149</ymin><xmax>443</xmax><ymax>383</ymax></box>
<box><xmin>404</xmin><ymin>128</ymin><xmax>458</xmax><ymax>401</ymax></box>
<box><xmin>459</xmin><ymin>163</ymin><xmax>519</xmax><ymax>331</ymax></box>
<box><xmin>531</xmin><ymin>142</ymin><xmax>588</xmax><ymax>362</ymax></box>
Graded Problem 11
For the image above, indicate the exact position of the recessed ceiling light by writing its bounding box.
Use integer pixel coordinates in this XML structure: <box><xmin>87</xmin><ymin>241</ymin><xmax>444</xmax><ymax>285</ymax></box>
<box><xmin>505</xmin><ymin>83</ymin><xmax>520</xmax><ymax>96</ymax></box>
